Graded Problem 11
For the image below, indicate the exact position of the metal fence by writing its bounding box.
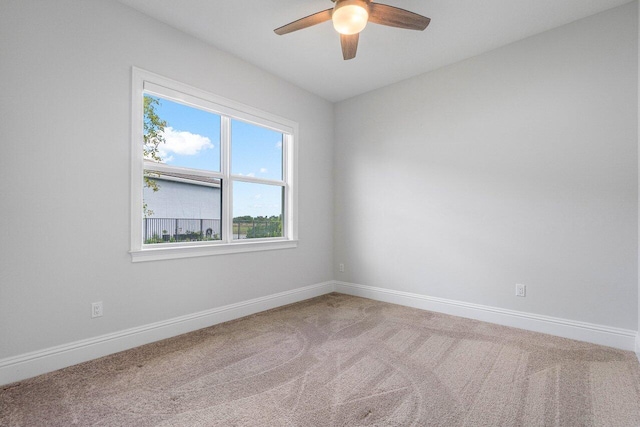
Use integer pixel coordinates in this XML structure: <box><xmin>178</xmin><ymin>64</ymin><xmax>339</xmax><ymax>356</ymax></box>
<box><xmin>232</xmin><ymin>219</ymin><xmax>282</xmax><ymax>240</ymax></box>
<box><xmin>144</xmin><ymin>218</ymin><xmax>221</xmax><ymax>243</ymax></box>
<box><xmin>143</xmin><ymin>218</ymin><xmax>282</xmax><ymax>242</ymax></box>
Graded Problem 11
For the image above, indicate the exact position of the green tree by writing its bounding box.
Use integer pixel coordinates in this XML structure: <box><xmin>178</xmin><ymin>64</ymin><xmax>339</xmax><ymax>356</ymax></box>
<box><xmin>143</xmin><ymin>95</ymin><xmax>167</xmax><ymax>217</ymax></box>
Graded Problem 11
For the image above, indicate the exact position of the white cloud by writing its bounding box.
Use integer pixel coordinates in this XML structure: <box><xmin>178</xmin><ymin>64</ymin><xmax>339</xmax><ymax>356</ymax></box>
<box><xmin>160</xmin><ymin>127</ymin><xmax>213</xmax><ymax>157</ymax></box>
<box><xmin>260</xmin><ymin>168</ymin><xmax>268</xmax><ymax>173</ymax></box>
<box><xmin>238</xmin><ymin>172</ymin><xmax>256</xmax><ymax>177</ymax></box>
<box><xmin>275</xmin><ymin>141</ymin><xmax>282</xmax><ymax>149</ymax></box>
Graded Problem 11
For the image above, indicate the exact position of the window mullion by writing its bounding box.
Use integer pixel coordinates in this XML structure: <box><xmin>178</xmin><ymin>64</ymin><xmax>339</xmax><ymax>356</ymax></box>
<box><xmin>229</xmin><ymin>175</ymin><xmax>286</xmax><ymax>186</ymax></box>
<box><xmin>221</xmin><ymin>116</ymin><xmax>232</xmax><ymax>244</ymax></box>
<box><xmin>282</xmin><ymin>133</ymin><xmax>290</xmax><ymax>240</ymax></box>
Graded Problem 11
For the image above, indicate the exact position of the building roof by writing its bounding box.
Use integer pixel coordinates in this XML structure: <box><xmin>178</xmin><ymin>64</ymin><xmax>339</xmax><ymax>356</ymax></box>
<box><xmin>144</xmin><ymin>161</ymin><xmax>220</xmax><ymax>188</ymax></box>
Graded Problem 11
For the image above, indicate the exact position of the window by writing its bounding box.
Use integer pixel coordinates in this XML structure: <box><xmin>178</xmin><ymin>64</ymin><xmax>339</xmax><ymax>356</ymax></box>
<box><xmin>130</xmin><ymin>68</ymin><xmax>297</xmax><ymax>262</ymax></box>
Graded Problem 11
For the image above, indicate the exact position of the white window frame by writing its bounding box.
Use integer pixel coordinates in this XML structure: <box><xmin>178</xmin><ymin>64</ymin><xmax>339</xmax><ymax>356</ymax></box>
<box><xmin>130</xmin><ymin>67</ymin><xmax>298</xmax><ymax>262</ymax></box>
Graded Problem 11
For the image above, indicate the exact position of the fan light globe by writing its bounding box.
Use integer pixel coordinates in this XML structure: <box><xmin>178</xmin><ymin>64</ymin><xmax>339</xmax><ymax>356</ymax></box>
<box><xmin>332</xmin><ymin>0</ymin><xmax>369</xmax><ymax>35</ymax></box>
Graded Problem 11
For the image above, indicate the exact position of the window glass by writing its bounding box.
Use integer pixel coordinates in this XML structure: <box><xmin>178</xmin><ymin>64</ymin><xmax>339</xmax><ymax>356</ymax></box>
<box><xmin>143</xmin><ymin>174</ymin><xmax>222</xmax><ymax>244</ymax></box>
<box><xmin>232</xmin><ymin>182</ymin><xmax>283</xmax><ymax>240</ymax></box>
<box><xmin>142</xmin><ymin>94</ymin><xmax>222</xmax><ymax>245</ymax></box>
<box><xmin>144</xmin><ymin>94</ymin><xmax>220</xmax><ymax>172</ymax></box>
<box><xmin>231</xmin><ymin>119</ymin><xmax>283</xmax><ymax>181</ymax></box>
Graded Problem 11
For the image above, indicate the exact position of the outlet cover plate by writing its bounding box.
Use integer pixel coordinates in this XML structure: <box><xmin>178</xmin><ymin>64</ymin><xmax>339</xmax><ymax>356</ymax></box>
<box><xmin>91</xmin><ymin>302</ymin><xmax>103</xmax><ymax>318</ymax></box>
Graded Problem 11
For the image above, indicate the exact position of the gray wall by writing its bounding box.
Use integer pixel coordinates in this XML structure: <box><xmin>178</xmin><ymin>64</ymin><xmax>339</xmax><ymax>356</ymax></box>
<box><xmin>334</xmin><ymin>3</ymin><xmax>638</xmax><ymax>330</ymax></box>
<box><xmin>0</xmin><ymin>0</ymin><xmax>334</xmax><ymax>359</ymax></box>
<box><xmin>143</xmin><ymin>180</ymin><xmax>221</xmax><ymax>220</ymax></box>
<box><xmin>1</xmin><ymin>0</ymin><xmax>638</xmax><ymax>365</ymax></box>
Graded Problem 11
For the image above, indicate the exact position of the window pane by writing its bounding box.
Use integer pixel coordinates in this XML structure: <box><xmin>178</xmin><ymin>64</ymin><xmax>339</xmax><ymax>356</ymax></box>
<box><xmin>231</xmin><ymin>119</ymin><xmax>283</xmax><ymax>181</ymax></box>
<box><xmin>144</xmin><ymin>94</ymin><xmax>220</xmax><ymax>172</ymax></box>
<box><xmin>142</xmin><ymin>174</ymin><xmax>222</xmax><ymax>244</ymax></box>
<box><xmin>232</xmin><ymin>181</ymin><xmax>283</xmax><ymax>240</ymax></box>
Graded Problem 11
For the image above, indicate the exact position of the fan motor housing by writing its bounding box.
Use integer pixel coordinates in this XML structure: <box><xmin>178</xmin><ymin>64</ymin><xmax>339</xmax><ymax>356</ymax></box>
<box><xmin>332</xmin><ymin>0</ymin><xmax>370</xmax><ymax>35</ymax></box>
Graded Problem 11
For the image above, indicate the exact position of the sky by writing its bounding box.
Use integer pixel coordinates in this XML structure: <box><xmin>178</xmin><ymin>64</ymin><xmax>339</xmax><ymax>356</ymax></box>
<box><xmin>145</xmin><ymin>94</ymin><xmax>284</xmax><ymax>218</ymax></box>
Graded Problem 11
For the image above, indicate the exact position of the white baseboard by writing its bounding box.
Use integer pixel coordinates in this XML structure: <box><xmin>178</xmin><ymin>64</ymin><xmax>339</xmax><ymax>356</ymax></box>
<box><xmin>334</xmin><ymin>281</ymin><xmax>638</xmax><ymax>352</ymax></box>
<box><xmin>0</xmin><ymin>281</ymin><xmax>334</xmax><ymax>386</ymax></box>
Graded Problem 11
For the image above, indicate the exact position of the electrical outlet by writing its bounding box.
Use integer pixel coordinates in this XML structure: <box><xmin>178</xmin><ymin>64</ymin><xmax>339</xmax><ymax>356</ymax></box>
<box><xmin>339</xmin><ymin>263</ymin><xmax>345</xmax><ymax>273</ymax></box>
<box><xmin>91</xmin><ymin>301</ymin><xmax>103</xmax><ymax>318</ymax></box>
<box><xmin>515</xmin><ymin>284</ymin><xmax>526</xmax><ymax>297</ymax></box>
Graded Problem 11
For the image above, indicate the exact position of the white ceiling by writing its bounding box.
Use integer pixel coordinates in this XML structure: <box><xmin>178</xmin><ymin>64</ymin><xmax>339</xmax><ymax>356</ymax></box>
<box><xmin>116</xmin><ymin>0</ymin><xmax>633</xmax><ymax>102</ymax></box>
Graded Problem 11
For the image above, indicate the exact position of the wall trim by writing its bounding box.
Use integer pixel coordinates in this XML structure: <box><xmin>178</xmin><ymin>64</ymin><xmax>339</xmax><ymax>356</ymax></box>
<box><xmin>334</xmin><ymin>281</ymin><xmax>638</xmax><ymax>352</ymax></box>
<box><xmin>0</xmin><ymin>281</ymin><xmax>334</xmax><ymax>386</ymax></box>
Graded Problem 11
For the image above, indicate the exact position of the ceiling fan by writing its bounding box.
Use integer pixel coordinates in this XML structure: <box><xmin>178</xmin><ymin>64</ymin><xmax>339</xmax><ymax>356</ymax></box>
<box><xmin>274</xmin><ymin>0</ymin><xmax>430</xmax><ymax>60</ymax></box>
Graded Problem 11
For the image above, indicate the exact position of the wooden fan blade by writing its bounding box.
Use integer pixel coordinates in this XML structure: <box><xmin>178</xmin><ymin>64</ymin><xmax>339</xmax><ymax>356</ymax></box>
<box><xmin>274</xmin><ymin>9</ymin><xmax>332</xmax><ymax>35</ymax></box>
<box><xmin>368</xmin><ymin>3</ymin><xmax>430</xmax><ymax>31</ymax></box>
<box><xmin>340</xmin><ymin>33</ymin><xmax>359</xmax><ymax>60</ymax></box>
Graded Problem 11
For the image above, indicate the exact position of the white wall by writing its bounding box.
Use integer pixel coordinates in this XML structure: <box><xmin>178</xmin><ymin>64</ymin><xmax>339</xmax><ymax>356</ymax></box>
<box><xmin>334</xmin><ymin>2</ymin><xmax>638</xmax><ymax>330</ymax></box>
<box><xmin>0</xmin><ymin>0</ymin><xmax>334</xmax><ymax>360</ymax></box>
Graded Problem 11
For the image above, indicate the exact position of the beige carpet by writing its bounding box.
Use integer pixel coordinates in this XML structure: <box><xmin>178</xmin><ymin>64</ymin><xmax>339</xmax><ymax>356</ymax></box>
<box><xmin>1</xmin><ymin>293</ymin><xmax>640</xmax><ymax>426</ymax></box>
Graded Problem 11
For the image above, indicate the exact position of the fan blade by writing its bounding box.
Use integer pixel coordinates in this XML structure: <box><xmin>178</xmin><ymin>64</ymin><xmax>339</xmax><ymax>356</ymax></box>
<box><xmin>340</xmin><ymin>33</ymin><xmax>359</xmax><ymax>60</ymax></box>
<box><xmin>368</xmin><ymin>3</ymin><xmax>430</xmax><ymax>31</ymax></box>
<box><xmin>274</xmin><ymin>9</ymin><xmax>332</xmax><ymax>35</ymax></box>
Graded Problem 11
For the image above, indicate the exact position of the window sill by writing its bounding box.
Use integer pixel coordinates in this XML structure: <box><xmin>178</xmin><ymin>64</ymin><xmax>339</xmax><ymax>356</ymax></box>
<box><xmin>130</xmin><ymin>239</ymin><xmax>298</xmax><ymax>262</ymax></box>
